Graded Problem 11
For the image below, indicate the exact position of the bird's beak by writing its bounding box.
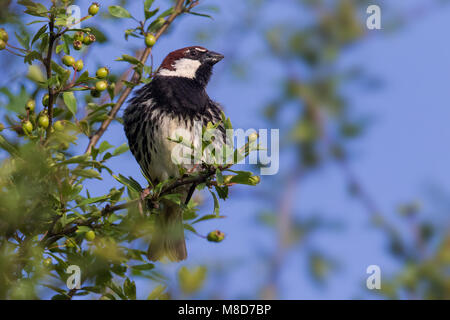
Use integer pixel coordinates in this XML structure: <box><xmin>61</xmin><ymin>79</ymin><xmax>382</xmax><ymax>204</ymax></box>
<box><xmin>204</xmin><ymin>51</ymin><xmax>224</xmax><ymax>64</ymax></box>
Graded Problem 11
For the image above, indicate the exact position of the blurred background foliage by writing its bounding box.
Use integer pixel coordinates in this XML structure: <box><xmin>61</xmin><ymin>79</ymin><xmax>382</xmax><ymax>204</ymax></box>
<box><xmin>0</xmin><ymin>0</ymin><xmax>449</xmax><ymax>299</ymax></box>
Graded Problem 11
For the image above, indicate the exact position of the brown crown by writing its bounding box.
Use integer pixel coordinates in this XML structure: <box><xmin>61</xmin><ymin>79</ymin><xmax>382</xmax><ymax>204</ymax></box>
<box><xmin>159</xmin><ymin>46</ymin><xmax>207</xmax><ymax>71</ymax></box>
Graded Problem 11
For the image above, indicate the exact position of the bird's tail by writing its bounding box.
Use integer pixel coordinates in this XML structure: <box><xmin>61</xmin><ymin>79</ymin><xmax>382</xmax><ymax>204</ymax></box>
<box><xmin>147</xmin><ymin>200</ymin><xmax>187</xmax><ymax>262</ymax></box>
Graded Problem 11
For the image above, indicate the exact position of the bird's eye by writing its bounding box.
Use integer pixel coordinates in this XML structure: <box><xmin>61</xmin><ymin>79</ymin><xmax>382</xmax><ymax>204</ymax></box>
<box><xmin>190</xmin><ymin>50</ymin><xmax>198</xmax><ymax>57</ymax></box>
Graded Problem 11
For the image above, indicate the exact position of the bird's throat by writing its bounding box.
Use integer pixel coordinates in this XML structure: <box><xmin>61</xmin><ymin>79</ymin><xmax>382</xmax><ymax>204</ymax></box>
<box><xmin>152</xmin><ymin>76</ymin><xmax>209</xmax><ymax>114</ymax></box>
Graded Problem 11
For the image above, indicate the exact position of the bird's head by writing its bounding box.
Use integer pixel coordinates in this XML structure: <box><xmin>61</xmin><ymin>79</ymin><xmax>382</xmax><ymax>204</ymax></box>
<box><xmin>156</xmin><ymin>46</ymin><xmax>224</xmax><ymax>86</ymax></box>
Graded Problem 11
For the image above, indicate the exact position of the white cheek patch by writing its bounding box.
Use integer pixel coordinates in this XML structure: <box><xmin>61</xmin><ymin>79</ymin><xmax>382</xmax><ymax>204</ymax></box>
<box><xmin>158</xmin><ymin>58</ymin><xmax>201</xmax><ymax>79</ymax></box>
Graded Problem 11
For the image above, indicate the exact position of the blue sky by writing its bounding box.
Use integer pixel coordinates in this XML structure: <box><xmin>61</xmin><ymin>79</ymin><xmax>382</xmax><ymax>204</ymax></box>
<box><xmin>1</xmin><ymin>0</ymin><xmax>449</xmax><ymax>299</ymax></box>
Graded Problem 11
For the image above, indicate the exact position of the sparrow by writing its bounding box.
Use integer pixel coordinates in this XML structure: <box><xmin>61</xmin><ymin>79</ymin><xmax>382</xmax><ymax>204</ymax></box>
<box><xmin>123</xmin><ymin>46</ymin><xmax>225</xmax><ymax>262</ymax></box>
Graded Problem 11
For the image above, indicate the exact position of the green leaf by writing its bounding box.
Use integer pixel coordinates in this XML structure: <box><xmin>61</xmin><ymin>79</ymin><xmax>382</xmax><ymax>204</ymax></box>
<box><xmin>147</xmin><ymin>15</ymin><xmax>167</xmax><ymax>33</ymax></box>
<box><xmin>147</xmin><ymin>284</ymin><xmax>167</xmax><ymax>300</ymax></box>
<box><xmin>72</xmin><ymin>169</ymin><xmax>101</xmax><ymax>179</ymax></box>
<box><xmin>0</xmin><ymin>135</ymin><xmax>20</xmax><ymax>157</ymax></box>
<box><xmin>228</xmin><ymin>171</ymin><xmax>260</xmax><ymax>186</ymax></box>
<box><xmin>42</xmin><ymin>284</ymin><xmax>67</xmax><ymax>295</ymax></box>
<box><xmin>26</xmin><ymin>64</ymin><xmax>45</xmax><ymax>83</ymax></box>
<box><xmin>107</xmin><ymin>282</ymin><xmax>127</xmax><ymax>300</ymax></box>
<box><xmin>62</xmin><ymin>34</ymin><xmax>71</xmax><ymax>55</ymax></box>
<box><xmin>18</xmin><ymin>0</ymin><xmax>48</xmax><ymax>17</ymax></box>
<box><xmin>51</xmin><ymin>61</ymin><xmax>68</xmax><ymax>77</ymax></box>
<box><xmin>108</xmin><ymin>5</ymin><xmax>133</xmax><ymax>19</ymax></box>
<box><xmin>75</xmin><ymin>226</ymin><xmax>91</xmax><ymax>234</ymax></box>
<box><xmin>31</xmin><ymin>24</ymin><xmax>47</xmax><ymax>45</ymax></box>
<box><xmin>39</xmin><ymin>33</ymin><xmax>48</xmax><ymax>52</ymax></box>
<box><xmin>81</xmin><ymin>286</ymin><xmax>102</xmax><ymax>294</ymax></box>
<box><xmin>226</xmin><ymin>170</ymin><xmax>254</xmax><ymax>185</ymax></box>
<box><xmin>113</xmin><ymin>174</ymin><xmax>143</xmax><ymax>192</ymax></box>
<box><xmin>56</xmin><ymin>154</ymin><xmax>90</xmax><ymax>165</ymax></box>
<box><xmin>184</xmin><ymin>223</ymin><xmax>198</xmax><ymax>234</ymax></box>
<box><xmin>123</xmin><ymin>278</ymin><xmax>136</xmax><ymax>300</ymax></box>
<box><xmin>157</xmin><ymin>7</ymin><xmax>174</xmax><ymax>19</ymax></box>
<box><xmin>145</xmin><ymin>8</ymin><xmax>159</xmax><ymax>20</ymax></box>
<box><xmin>75</xmin><ymin>71</ymin><xmax>90</xmax><ymax>84</ymax></box>
<box><xmin>26</xmin><ymin>20</ymin><xmax>48</xmax><ymax>25</ymax></box>
<box><xmin>99</xmin><ymin>140</ymin><xmax>114</xmax><ymax>154</ymax></box>
<box><xmin>131</xmin><ymin>263</ymin><xmax>154</xmax><ymax>271</ymax></box>
<box><xmin>161</xmin><ymin>193</ymin><xmax>182</xmax><ymax>205</ymax></box>
<box><xmin>192</xmin><ymin>214</ymin><xmax>225</xmax><ymax>224</ymax></box>
<box><xmin>144</xmin><ymin>0</ymin><xmax>155</xmax><ymax>11</ymax></box>
<box><xmin>124</xmin><ymin>28</ymin><xmax>140</xmax><ymax>40</ymax></box>
<box><xmin>0</xmin><ymin>85</ymin><xmax>29</xmax><ymax>113</ymax></box>
<box><xmin>214</xmin><ymin>185</ymin><xmax>229</xmax><ymax>200</ymax></box>
<box><xmin>116</xmin><ymin>54</ymin><xmax>143</xmax><ymax>66</ymax></box>
<box><xmin>215</xmin><ymin>168</ymin><xmax>224</xmax><ymax>185</ymax></box>
<box><xmin>210</xmin><ymin>190</ymin><xmax>220</xmax><ymax>216</ymax></box>
<box><xmin>187</xmin><ymin>11</ymin><xmax>213</xmax><ymax>19</ymax></box>
<box><xmin>89</xmin><ymin>27</ymin><xmax>108</xmax><ymax>43</ymax></box>
<box><xmin>113</xmin><ymin>143</ymin><xmax>129</xmax><ymax>156</ymax></box>
<box><xmin>15</xmin><ymin>31</ymin><xmax>30</xmax><ymax>50</ymax></box>
<box><xmin>76</xmin><ymin>195</ymin><xmax>110</xmax><ymax>207</ymax></box>
<box><xmin>63</xmin><ymin>92</ymin><xmax>77</xmax><ymax>117</ymax></box>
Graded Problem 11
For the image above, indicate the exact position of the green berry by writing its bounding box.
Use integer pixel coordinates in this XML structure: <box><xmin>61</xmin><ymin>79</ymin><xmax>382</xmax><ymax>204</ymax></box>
<box><xmin>73</xmin><ymin>40</ymin><xmax>83</xmax><ymax>50</ymax></box>
<box><xmin>38</xmin><ymin>114</ymin><xmax>49</xmax><ymax>129</ymax></box>
<box><xmin>96</xmin><ymin>67</ymin><xmax>109</xmax><ymax>79</ymax></box>
<box><xmin>207</xmin><ymin>230</ymin><xmax>225</xmax><ymax>242</ymax></box>
<box><xmin>54</xmin><ymin>120</ymin><xmax>64</xmax><ymax>131</ymax></box>
<box><xmin>22</xmin><ymin>121</ymin><xmax>33</xmax><ymax>134</ymax></box>
<box><xmin>0</xmin><ymin>28</ymin><xmax>8</xmax><ymax>42</ymax></box>
<box><xmin>0</xmin><ymin>123</ymin><xmax>4</xmax><ymax>132</ymax></box>
<box><xmin>95</xmin><ymin>80</ymin><xmax>108</xmax><ymax>92</ymax></box>
<box><xmin>74</xmin><ymin>60</ymin><xmax>84</xmax><ymax>71</ymax></box>
<box><xmin>83</xmin><ymin>33</ymin><xmax>96</xmax><ymax>45</ymax></box>
<box><xmin>42</xmin><ymin>94</ymin><xmax>49</xmax><ymax>107</ymax></box>
<box><xmin>90</xmin><ymin>89</ymin><xmax>101</xmax><ymax>98</ymax></box>
<box><xmin>74</xmin><ymin>31</ymin><xmax>84</xmax><ymax>41</ymax></box>
<box><xmin>145</xmin><ymin>34</ymin><xmax>156</xmax><ymax>47</ymax></box>
<box><xmin>0</xmin><ymin>39</ymin><xmax>5</xmax><ymax>50</ymax></box>
<box><xmin>83</xmin><ymin>36</ymin><xmax>90</xmax><ymax>45</ymax></box>
<box><xmin>88</xmin><ymin>3</ymin><xmax>100</xmax><ymax>16</ymax></box>
<box><xmin>62</xmin><ymin>55</ymin><xmax>75</xmax><ymax>67</ymax></box>
<box><xmin>26</xmin><ymin>99</ymin><xmax>36</xmax><ymax>112</ymax></box>
<box><xmin>85</xmin><ymin>230</ymin><xmax>96</xmax><ymax>241</ymax></box>
<box><xmin>43</xmin><ymin>258</ymin><xmax>52</xmax><ymax>267</ymax></box>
